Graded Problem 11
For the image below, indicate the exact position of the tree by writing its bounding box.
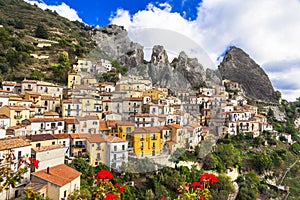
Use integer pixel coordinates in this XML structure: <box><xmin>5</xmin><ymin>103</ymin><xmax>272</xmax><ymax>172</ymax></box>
<box><xmin>35</xmin><ymin>24</ymin><xmax>49</xmax><ymax>39</ymax></box>
<box><xmin>214</xmin><ymin>143</ymin><xmax>240</xmax><ymax>168</ymax></box>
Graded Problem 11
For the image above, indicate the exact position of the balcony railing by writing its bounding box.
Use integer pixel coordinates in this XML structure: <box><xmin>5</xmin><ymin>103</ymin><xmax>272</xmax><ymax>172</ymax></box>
<box><xmin>14</xmin><ymin>115</ymin><xmax>22</xmax><ymax>119</ymax></box>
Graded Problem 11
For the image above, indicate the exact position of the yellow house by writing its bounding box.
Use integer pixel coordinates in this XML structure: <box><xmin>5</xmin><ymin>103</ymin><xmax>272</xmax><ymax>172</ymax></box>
<box><xmin>68</xmin><ymin>72</ymin><xmax>82</xmax><ymax>88</ymax></box>
<box><xmin>61</xmin><ymin>99</ymin><xmax>82</xmax><ymax>117</ymax></box>
<box><xmin>107</xmin><ymin>120</ymin><xmax>135</xmax><ymax>140</ymax></box>
<box><xmin>130</xmin><ymin>126</ymin><xmax>162</xmax><ymax>157</ymax></box>
<box><xmin>82</xmin><ymin>77</ymin><xmax>97</xmax><ymax>86</ymax></box>
<box><xmin>143</xmin><ymin>89</ymin><xmax>167</xmax><ymax>102</ymax></box>
<box><xmin>69</xmin><ymin>133</ymin><xmax>91</xmax><ymax>157</ymax></box>
<box><xmin>0</xmin><ymin>105</ymin><xmax>30</xmax><ymax>126</ymax></box>
<box><xmin>24</xmin><ymin>92</ymin><xmax>42</xmax><ymax>104</ymax></box>
<box><xmin>86</xmin><ymin>134</ymin><xmax>106</xmax><ymax>167</ymax></box>
<box><xmin>25</xmin><ymin>134</ymin><xmax>58</xmax><ymax>148</ymax></box>
<box><xmin>8</xmin><ymin>94</ymin><xmax>23</xmax><ymax>106</ymax></box>
<box><xmin>115</xmin><ymin>82</ymin><xmax>133</xmax><ymax>92</ymax></box>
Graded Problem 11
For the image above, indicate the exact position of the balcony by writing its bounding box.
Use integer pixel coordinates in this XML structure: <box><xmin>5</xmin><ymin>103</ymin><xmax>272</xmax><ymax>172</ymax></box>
<box><xmin>140</xmin><ymin>138</ymin><xmax>144</xmax><ymax>141</ymax></box>
<box><xmin>151</xmin><ymin>137</ymin><xmax>157</xmax><ymax>140</ymax></box>
<box><xmin>14</xmin><ymin>115</ymin><xmax>22</xmax><ymax>119</ymax></box>
<box><xmin>72</xmin><ymin>144</ymin><xmax>86</xmax><ymax>148</ymax></box>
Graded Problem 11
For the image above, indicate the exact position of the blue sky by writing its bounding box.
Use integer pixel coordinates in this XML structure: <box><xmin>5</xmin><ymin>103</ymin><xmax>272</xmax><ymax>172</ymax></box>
<box><xmin>27</xmin><ymin>0</ymin><xmax>200</xmax><ymax>26</ymax></box>
<box><xmin>25</xmin><ymin>0</ymin><xmax>300</xmax><ymax>101</ymax></box>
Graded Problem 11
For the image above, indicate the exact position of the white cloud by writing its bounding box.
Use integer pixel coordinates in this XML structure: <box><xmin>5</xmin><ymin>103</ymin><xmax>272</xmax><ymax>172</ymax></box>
<box><xmin>109</xmin><ymin>0</ymin><xmax>300</xmax><ymax>101</ymax></box>
<box><xmin>24</xmin><ymin>0</ymin><xmax>82</xmax><ymax>22</ymax></box>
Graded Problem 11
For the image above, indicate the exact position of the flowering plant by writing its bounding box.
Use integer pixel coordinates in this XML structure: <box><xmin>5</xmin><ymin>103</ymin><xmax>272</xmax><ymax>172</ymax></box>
<box><xmin>177</xmin><ymin>173</ymin><xmax>218</xmax><ymax>200</ymax></box>
<box><xmin>93</xmin><ymin>169</ymin><xmax>125</xmax><ymax>200</ymax></box>
<box><xmin>0</xmin><ymin>150</ymin><xmax>39</xmax><ymax>192</ymax></box>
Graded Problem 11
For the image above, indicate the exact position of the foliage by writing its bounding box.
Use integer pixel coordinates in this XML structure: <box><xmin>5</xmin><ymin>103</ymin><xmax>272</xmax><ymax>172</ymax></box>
<box><xmin>177</xmin><ymin>173</ymin><xmax>218</xmax><ymax>200</ymax></box>
<box><xmin>21</xmin><ymin>187</ymin><xmax>50</xmax><ymax>200</ymax></box>
<box><xmin>0</xmin><ymin>150</ymin><xmax>39</xmax><ymax>193</ymax></box>
<box><xmin>213</xmin><ymin>143</ymin><xmax>240</xmax><ymax>168</ymax></box>
<box><xmin>35</xmin><ymin>24</ymin><xmax>49</xmax><ymax>39</ymax></box>
<box><xmin>111</xmin><ymin>60</ymin><xmax>128</xmax><ymax>75</ymax></box>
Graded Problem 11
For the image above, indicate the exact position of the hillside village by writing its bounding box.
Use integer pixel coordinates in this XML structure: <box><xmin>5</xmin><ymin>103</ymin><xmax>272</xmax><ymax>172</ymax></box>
<box><xmin>0</xmin><ymin>56</ymin><xmax>291</xmax><ymax>200</ymax></box>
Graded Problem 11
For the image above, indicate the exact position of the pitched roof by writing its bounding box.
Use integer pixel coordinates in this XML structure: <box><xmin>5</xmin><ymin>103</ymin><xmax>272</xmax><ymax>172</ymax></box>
<box><xmin>52</xmin><ymin>134</ymin><xmax>69</xmax><ymax>139</ymax></box>
<box><xmin>32</xmin><ymin>144</ymin><xmax>64</xmax><ymax>152</ymax></box>
<box><xmin>0</xmin><ymin>138</ymin><xmax>30</xmax><ymax>151</ymax></box>
<box><xmin>87</xmin><ymin>134</ymin><xmax>105</xmax><ymax>143</ymax></box>
<box><xmin>99</xmin><ymin>121</ymin><xmax>109</xmax><ymax>131</ymax></box>
<box><xmin>168</xmin><ymin>124</ymin><xmax>182</xmax><ymax>129</ymax></box>
<box><xmin>27</xmin><ymin>118</ymin><xmax>64</xmax><ymax>123</ymax></box>
<box><xmin>69</xmin><ymin>133</ymin><xmax>91</xmax><ymax>139</ymax></box>
<box><xmin>116</xmin><ymin>121</ymin><xmax>135</xmax><ymax>126</ymax></box>
<box><xmin>104</xmin><ymin>135</ymin><xmax>126</xmax><ymax>143</ymax></box>
<box><xmin>26</xmin><ymin>134</ymin><xmax>56</xmax><ymax>142</ymax></box>
<box><xmin>65</xmin><ymin>117</ymin><xmax>79</xmax><ymax>124</ymax></box>
<box><xmin>24</xmin><ymin>182</ymin><xmax>47</xmax><ymax>192</ymax></box>
<box><xmin>32</xmin><ymin>164</ymin><xmax>81</xmax><ymax>187</ymax></box>
<box><xmin>44</xmin><ymin>111</ymin><xmax>59</xmax><ymax>116</ymax></box>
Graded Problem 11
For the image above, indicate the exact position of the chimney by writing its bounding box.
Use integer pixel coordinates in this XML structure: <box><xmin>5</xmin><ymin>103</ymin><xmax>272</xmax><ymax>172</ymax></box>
<box><xmin>47</xmin><ymin>167</ymin><xmax>50</xmax><ymax>174</ymax></box>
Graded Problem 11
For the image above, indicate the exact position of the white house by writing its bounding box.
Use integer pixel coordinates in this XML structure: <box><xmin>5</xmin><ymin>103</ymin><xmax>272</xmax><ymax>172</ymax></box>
<box><xmin>31</xmin><ymin>144</ymin><xmax>65</xmax><ymax>172</ymax></box>
<box><xmin>105</xmin><ymin>135</ymin><xmax>128</xmax><ymax>170</ymax></box>
<box><xmin>0</xmin><ymin>138</ymin><xmax>31</xmax><ymax>199</ymax></box>
<box><xmin>22</xmin><ymin>118</ymin><xmax>65</xmax><ymax>135</ymax></box>
<box><xmin>31</xmin><ymin>164</ymin><xmax>81</xmax><ymax>200</ymax></box>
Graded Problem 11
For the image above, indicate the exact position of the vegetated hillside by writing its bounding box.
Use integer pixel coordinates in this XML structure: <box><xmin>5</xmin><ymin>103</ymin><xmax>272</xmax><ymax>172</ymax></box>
<box><xmin>0</xmin><ymin>0</ymin><xmax>95</xmax><ymax>84</ymax></box>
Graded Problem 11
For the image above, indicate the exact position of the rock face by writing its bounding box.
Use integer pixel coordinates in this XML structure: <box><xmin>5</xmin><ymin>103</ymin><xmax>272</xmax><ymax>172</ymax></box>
<box><xmin>92</xmin><ymin>25</ymin><xmax>144</xmax><ymax>68</ymax></box>
<box><xmin>218</xmin><ymin>46</ymin><xmax>276</xmax><ymax>102</ymax></box>
<box><xmin>147</xmin><ymin>45</ymin><xmax>192</xmax><ymax>90</ymax></box>
<box><xmin>92</xmin><ymin>25</ymin><xmax>208</xmax><ymax>91</ymax></box>
<box><xmin>176</xmin><ymin>51</ymin><xmax>206</xmax><ymax>87</ymax></box>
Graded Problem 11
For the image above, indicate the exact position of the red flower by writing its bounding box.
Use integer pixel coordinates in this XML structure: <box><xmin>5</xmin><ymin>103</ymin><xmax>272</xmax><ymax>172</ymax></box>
<box><xmin>191</xmin><ymin>181</ymin><xmax>203</xmax><ymax>188</ymax></box>
<box><xmin>200</xmin><ymin>173</ymin><xmax>218</xmax><ymax>185</ymax></box>
<box><xmin>29</xmin><ymin>157</ymin><xmax>39</xmax><ymax>169</ymax></box>
<box><xmin>199</xmin><ymin>195</ymin><xmax>205</xmax><ymax>200</ymax></box>
<box><xmin>116</xmin><ymin>183</ymin><xmax>125</xmax><ymax>192</ymax></box>
<box><xmin>96</xmin><ymin>169</ymin><xmax>113</xmax><ymax>180</ymax></box>
<box><xmin>160</xmin><ymin>198</ymin><xmax>166</xmax><ymax>200</ymax></box>
<box><xmin>103</xmin><ymin>193</ymin><xmax>118</xmax><ymax>200</ymax></box>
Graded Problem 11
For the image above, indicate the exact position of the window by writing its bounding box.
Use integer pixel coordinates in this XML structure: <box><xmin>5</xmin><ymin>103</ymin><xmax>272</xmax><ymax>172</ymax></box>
<box><xmin>114</xmin><ymin>154</ymin><xmax>117</xmax><ymax>160</ymax></box>
<box><xmin>64</xmin><ymin>190</ymin><xmax>67</xmax><ymax>198</ymax></box>
<box><xmin>58</xmin><ymin>122</ymin><xmax>62</xmax><ymax>126</ymax></box>
<box><xmin>97</xmin><ymin>153</ymin><xmax>100</xmax><ymax>160</ymax></box>
<box><xmin>114</xmin><ymin>146</ymin><xmax>117</xmax><ymax>151</ymax></box>
<box><xmin>122</xmin><ymin>145</ymin><xmax>125</xmax><ymax>151</ymax></box>
<box><xmin>63</xmin><ymin>141</ymin><xmax>66</xmax><ymax>147</ymax></box>
<box><xmin>152</xmin><ymin>142</ymin><xmax>156</xmax><ymax>148</ymax></box>
<box><xmin>126</xmin><ymin>127</ymin><xmax>131</xmax><ymax>133</ymax></box>
<box><xmin>52</xmin><ymin>141</ymin><xmax>55</xmax><ymax>145</ymax></box>
<box><xmin>17</xmin><ymin>151</ymin><xmax>21</xmax><ymax>160</ymax></box>
<box><xmin>93</xmin><ymin>121</ymin><xmax>98</xmax><ymax>125</ymax></box>
<box><xmin>36</xmin><ymin>143</ymin><xmax>41</xmax><ymax>148</ymax></box>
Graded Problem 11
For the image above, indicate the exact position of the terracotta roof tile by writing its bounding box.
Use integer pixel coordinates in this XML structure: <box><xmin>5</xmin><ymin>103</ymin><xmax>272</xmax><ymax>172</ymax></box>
<box><xmin>69</xmin><ymin>133</ymin><xmax>91</xmax><ymax>139</ymax></box>
<box><xmin>99</xmin><ymin>122</ymin><xmax>109</xmax><ymax>131</ymax></box>
<box><xmin>27</xmin><ymin>118</ymin><xmax>64</xmax><ymax>123</ymax></box>
<box><xmin>26</xmin><ymin>134</ymin><xmax>56</xmax><ymax>142</ymax></box>
<box><xmin>65</xmin><ymin>118</ymin><xmax>79</xmax><ymax>124</ymax></box>
<box><xmin>32</xmin><ymin>144</ymin><xmax>64</xmax><ymax>152</ymax></box>
<box><xmin>52</xmin><ymin>134</ymin><xmax>69</xmax><ymax>139</ymax></box>
<box><xmin>168</xmin><ymin>124</ymin><xmax>182</xmax><ymax>129</ymax></box>
<box><xmin>0</xmin><ymin>138</ymin><xmax>30</xmax><ymax>151</ymax></box>
<box><xmin>32</xmin><ymin>164</ymin><xmax>81</xmax><ymax>187</ymax></box>
<box><xmin>87</xmin><ymin>134</ymin><xmax>105</xmax><ymax>143</ymax></box>
<box><xmin>104</xmin><ymin>135</ymin><xmax>126</xmax><ymax>143</ymax></box>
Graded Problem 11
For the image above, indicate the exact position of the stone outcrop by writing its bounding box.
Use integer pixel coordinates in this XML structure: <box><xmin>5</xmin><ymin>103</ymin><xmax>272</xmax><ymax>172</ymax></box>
<box><xmin>92</xmin><ymin>25</ymin><xmax>208</xmax><ymax>91</ymax></box>
<box><xmin>218</xmin><ymin>46</ymin><xmax>277</xmax><ymax>102</ymax></box>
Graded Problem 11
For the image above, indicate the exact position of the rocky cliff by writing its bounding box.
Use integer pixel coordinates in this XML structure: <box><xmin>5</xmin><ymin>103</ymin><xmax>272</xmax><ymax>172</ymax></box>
<box><xmin>218</xmin><ymin>46</ymin><xmax>277</xmax><ymax>102</ymax></box>
<box><xmin>92</xmin><ymin>25</ymin><xmax>208</xmax><ymax>91</ymax></box>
